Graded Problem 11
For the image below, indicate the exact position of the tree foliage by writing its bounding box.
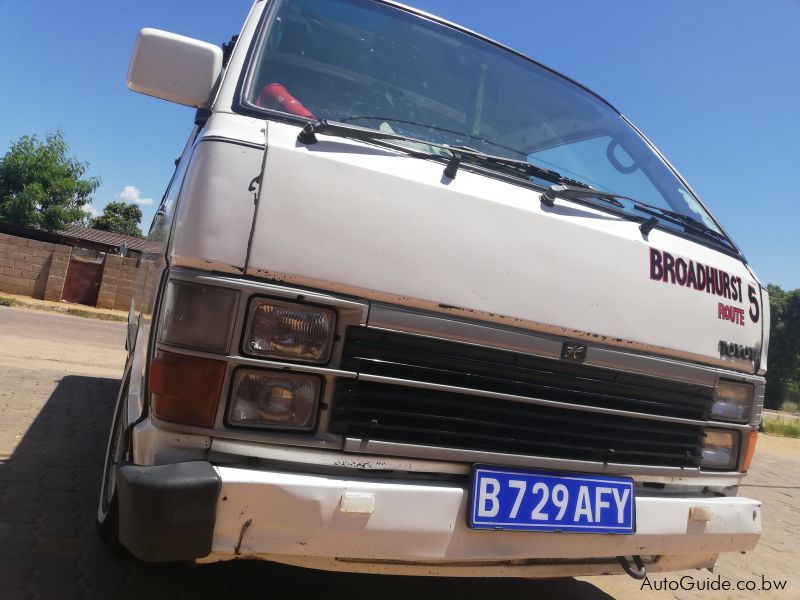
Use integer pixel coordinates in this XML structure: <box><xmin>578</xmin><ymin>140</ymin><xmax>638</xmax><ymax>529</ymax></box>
<box><xmin>0</xmin><ymin>131</ymin><xmax>100</xmax><ymax>231</ymax></box>
<box><xmin>764</xmin><ymin>285</ymin><xmax>800</xmax><ymax>409</ymax></box>
<box><xmin>91</xmin><ymin>201</ymin><xmax>144</xmax><ymax>238</ymax></box>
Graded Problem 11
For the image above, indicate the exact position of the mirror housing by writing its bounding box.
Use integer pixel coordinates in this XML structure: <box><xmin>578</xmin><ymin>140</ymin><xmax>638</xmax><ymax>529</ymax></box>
<box><xmin>127</xmin><ymin>28</ymin><xmax>223</xmax><ymax>108</ymax></box>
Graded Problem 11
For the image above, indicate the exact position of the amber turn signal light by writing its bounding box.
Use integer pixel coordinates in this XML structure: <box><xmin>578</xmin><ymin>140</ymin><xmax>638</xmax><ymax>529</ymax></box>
<box><xmin>741</xmin><ymin>430</ymin><xmax>758</xmax><ymax>472</ymax></box>
<box><xmin>149</xmin><ymin>350</ymin><xmax>227</xmax><ymax>427</ymax></box>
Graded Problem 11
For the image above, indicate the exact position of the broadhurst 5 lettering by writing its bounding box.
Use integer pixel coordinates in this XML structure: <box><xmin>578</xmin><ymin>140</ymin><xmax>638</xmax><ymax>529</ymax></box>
<box><xmin>649</xmin><ymin>248</ymin><xmax>759</xmax><ymax>325</ymax></box>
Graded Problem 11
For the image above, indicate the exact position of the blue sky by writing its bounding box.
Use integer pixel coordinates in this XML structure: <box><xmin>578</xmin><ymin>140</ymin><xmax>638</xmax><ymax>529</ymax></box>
<box><xmin>1</xmin><ymin>0</ymin><xmax>798</xmax><ymax>289</ymax></box>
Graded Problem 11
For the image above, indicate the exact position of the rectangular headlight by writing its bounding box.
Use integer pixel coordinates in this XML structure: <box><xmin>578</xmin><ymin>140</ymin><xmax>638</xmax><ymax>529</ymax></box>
<box><xmin>712</xmin><ymin>380</ymin><xmax>754</xmax><ymax>422</ymax></box>
<box><xmin>243</xmin><ymin>298</ymin><xmax>335</xmax><ymax>363</ymax></box>
<box><xmin>159</xmin><ymin>280</ymin><xmax>239</xmax><ymax>353</ymax></box>
<box><xmin>701</xmin><ymin>428</ymin><xmax>739</xmax><ymax>470</ymax></box>
<box><xmin>227</xmin><ymin>369</ymin><xmax>321</xmax><ymax>430</ymax></box>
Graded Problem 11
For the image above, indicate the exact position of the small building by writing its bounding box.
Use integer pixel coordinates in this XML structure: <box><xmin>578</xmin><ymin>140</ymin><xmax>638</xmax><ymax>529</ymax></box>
<box><xmin>0</xmin><ymin>222</ymin><xmax>145</xmax><ymax>310</ymax></box>
<box><xmin>59</xmin><ymin>224</ymin><xmax>146</xmax><ymax>259</ymax></box>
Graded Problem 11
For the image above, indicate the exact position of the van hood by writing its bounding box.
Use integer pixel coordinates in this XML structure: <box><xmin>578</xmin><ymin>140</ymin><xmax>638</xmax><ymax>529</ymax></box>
<box><xmin>245</xmin><ymin>121</ymin><xmax>765</xmax><ymax>373</ymax></box>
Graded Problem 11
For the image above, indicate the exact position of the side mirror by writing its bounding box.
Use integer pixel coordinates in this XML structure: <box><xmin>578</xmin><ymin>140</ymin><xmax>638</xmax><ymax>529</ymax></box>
<box><xmin>127</xmin><ymin>28</ymin><xmax>223</xmax><ymax>108</ymax></box>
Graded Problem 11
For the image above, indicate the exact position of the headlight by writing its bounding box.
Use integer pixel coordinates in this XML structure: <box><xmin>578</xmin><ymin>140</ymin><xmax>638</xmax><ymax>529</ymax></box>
<box><xmin>701</xmin><ymin>428</ymin><xmax>739</xmax><ymax>470</ymax></box>
<box><xmin>243</xmin><ymin>298</ymin><xmax>335</xmax><ymax>363</ymax></box>
<box><xmin>711</xmin><ymin>380</ymin><xmax>754</xmax><ymax>422</ymax></box>
<box><xmin>227</xmin><ymin>369</ymin><xmax>321</xmax><ymax>430</ymax></box>
<box><xmin>159</xmin><ymin>280</ymin><xmax>239</xmax><ymax>353</ymax></box>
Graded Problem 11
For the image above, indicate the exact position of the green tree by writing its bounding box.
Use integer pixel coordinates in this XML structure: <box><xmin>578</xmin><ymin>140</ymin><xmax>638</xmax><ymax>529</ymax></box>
<box><xmin>764</xmin><ymin>285</ymin><xmax>800</xmax><ymax>409</ymax></box>
<box><xmin>91</xmin><ymin>201</ymin><xmax>144</xmax><ymax>238</ymax></box>
<box><xmin>0</xmin><ymin>131</ymin><xmax>100</xmax><ymax>231</ymax></box>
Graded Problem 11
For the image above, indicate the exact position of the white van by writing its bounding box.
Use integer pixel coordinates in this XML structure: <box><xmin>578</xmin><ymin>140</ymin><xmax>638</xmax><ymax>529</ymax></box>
<box><xmin>97</xmin><ymin>0</ymin><xmax>769</xmax><ymax>580</ymax></box>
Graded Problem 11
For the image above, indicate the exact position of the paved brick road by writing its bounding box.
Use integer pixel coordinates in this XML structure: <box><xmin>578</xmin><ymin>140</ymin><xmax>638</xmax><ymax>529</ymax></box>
<box><xmin>0</xmin><ymin>306</ymin><xmax>796</xmax><ymax>599</ymax></box>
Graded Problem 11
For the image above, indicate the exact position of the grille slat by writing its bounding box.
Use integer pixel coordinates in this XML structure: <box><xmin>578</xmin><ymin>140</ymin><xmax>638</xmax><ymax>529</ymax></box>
<box><xmin>336</xmin><ymin>419</ymin><xmax>696</xmax><ymax>463</ymax></box>
<box><xmin>345</xmin><ymin>335</ymin><xmax>712</xmax><ymax>420</ymax></box>
<box><xmin>352</xmin><ymin>356</ymin><xmax>706</xmax><ymax>420</ymax></box>
<box><xmin>336</xmin><ymin>389</ymin><xmax>703</xmax><ymax>445</ymax></box>
<box><xmin>331</xmin><ymin>327</ymin><xmax>713</xmax><ymax>468</ymax></box>
<box><xmin>335</xmin><ymin>408</ymin><xmax>702</xmax><ymax>452</ymax></box>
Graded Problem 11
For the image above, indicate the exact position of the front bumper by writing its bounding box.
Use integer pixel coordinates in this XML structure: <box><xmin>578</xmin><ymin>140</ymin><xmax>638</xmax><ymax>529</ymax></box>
<box><xmin>117</xmin><ymin>461</ymin><xmax>221</xmax><ymax>562</ymax></box>
<box><xmin>117</xmin><ymin>462</ymin><xmax>761</xmax><ymax>577</ymax></box>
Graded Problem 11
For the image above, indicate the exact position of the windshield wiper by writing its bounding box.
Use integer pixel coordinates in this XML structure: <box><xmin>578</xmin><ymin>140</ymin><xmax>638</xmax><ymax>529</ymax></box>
<box><xmin>630</xmin><ymin>202</ymin><xmax>735</xmax><ymax>248</ymax></box>
<box><xmin>542</xmin><ymin>183</ymin><xmax>737</xmax><ymax>251</ymax></box>
<box><xmin>541</xmin><ymin>183</ymin><xmax>629</xmax><ymax>208</ymax></box>
<box><xmin>297</xmin><ymin>119</ymin><xmax>580</xmax><ymax>186</ymax></box>
<box><xmin>299</xmin><ymin>121</ymin><xmax>737</xmax><ymax>253</ymax></box>
<box><xmin>298</xmin><ymin>119</ymin><xmax>407</xmax><ymax>145</ymax></box>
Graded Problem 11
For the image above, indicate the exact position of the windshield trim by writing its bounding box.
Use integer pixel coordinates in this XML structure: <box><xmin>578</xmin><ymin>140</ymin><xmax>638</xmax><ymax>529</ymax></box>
<box><xmin>231</xmin><ymin>0</ymin><xmax>744</xmax><ymax>261</ymax></box>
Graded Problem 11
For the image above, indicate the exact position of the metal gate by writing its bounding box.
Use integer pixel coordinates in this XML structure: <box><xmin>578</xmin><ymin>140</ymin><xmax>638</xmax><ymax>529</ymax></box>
<box><xmin>62</xmin><ymin>251</ymin><xmax>104</xmax><ymax>306</ymax></box>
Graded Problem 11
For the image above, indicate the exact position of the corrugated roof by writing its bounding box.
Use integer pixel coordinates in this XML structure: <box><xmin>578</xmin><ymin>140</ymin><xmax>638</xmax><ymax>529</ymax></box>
<box><xmin>60</xmin><ymin>224</ymin><xmax>147</xmax><ymax>252</ymax></box>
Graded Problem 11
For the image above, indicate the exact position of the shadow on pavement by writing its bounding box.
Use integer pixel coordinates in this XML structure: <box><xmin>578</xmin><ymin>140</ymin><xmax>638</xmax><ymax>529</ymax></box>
<box><xmin>0</xmin><ymin>375</ymin><xmax>615</xmax><ymax>600</ymax></box>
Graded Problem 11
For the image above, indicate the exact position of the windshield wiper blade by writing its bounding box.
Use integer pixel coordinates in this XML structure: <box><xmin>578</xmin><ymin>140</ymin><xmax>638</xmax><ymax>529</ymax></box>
<box><xmin>542</xmin><ymin>183</ymin><xmax>737</xmax><ymax>251</ymax></box>
<box><xmin>541</xmin><ymin>183</ymin><xmax>629</xmax><ymax>208</ymax></box>
<box><xmin>456</xmin><ymin>149</ymin><xmax>585</xmax><ymax>186</ymax></box>
<box><xmin>298</xmin><ymin>119</ymin><xmax>408</xmax><ymax>144</ymax></box>
<box><xmin>630</xmin><ymin>202</ymin><xmax>736</xmax><ymax>248</ymax></box>
<box><xmin>298</xmin><ymin>119</ymin><xmax>578</xmax><ymax>185</ymax></box>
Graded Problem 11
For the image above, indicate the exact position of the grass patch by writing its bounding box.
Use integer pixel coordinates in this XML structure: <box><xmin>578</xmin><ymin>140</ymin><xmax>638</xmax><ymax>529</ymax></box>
<box><xmin>63</xmin><ymin>308</ymin><xmax>126</xmax><ymax>322</ymax></box>
<box><xmin>764</xmin><ymin>417</ymin><xmax>800</xmax><ymax>438</ymax></box>
<box><xmin>0</xmin><ymin>295</ymin><xmax>126</xmax><ymax>321</ymax></box>
<box><xmin>780</xmin><ymin>400</ymin><xmax>800</xmax><ymax>414</ymax></box>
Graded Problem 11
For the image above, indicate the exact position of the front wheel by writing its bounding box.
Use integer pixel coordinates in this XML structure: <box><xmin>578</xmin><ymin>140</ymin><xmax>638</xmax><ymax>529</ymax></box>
<box><xmin>96</xmin><ymin>376</ymin><xmax>129</xmax><ymax>550</ymax></box>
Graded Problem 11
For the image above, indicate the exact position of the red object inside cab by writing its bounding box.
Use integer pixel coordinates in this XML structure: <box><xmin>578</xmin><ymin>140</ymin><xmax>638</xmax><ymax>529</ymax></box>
<box><xmin>255</xmin><ymin>83</ymin><xmax>316</xmax><ymax>119</ymax></box>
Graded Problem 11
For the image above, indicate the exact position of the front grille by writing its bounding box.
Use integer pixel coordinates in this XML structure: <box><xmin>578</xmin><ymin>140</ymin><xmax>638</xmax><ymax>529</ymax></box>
<box><xmin>330</xmin><ymin>327</ymin><xmax>713</xmax><ymax>468</ymax></box>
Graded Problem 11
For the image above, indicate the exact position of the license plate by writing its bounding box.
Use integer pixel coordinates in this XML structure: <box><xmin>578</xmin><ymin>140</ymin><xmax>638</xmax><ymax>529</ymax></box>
<box><xmin>469</xmin><ymin>465</ymin><xmax>635</xmax><ymax>534</ymax></box>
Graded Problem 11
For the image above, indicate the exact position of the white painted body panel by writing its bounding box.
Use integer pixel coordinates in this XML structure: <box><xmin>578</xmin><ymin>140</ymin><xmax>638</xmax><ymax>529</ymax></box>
<box><xmin>170</xmin><ymin>126</ymin><xmax>263</xmax><ymax>274</ymax></box>
<box><xmin>198</xmin><ymin>465</ymin><xmax>761</xmax><ymax>576</ymax></box>
<box><xmin>238</xmin><ymin>120</ymin><xmax>762</xmax><ymax>372</ymax></box>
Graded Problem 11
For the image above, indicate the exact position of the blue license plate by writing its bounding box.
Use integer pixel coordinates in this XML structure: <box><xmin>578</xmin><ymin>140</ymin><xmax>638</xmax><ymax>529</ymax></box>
<box><xmin>469</xmin><ymin>465</ymin><xmax>635</xmax><ymax>534</ymax></box>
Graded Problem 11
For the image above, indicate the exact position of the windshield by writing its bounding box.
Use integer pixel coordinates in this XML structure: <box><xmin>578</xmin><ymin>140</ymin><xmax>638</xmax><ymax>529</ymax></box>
<box><xmin>244</xmin><ymin>0</ymin><xmax>722</xmax><ymax>234</ymax></box>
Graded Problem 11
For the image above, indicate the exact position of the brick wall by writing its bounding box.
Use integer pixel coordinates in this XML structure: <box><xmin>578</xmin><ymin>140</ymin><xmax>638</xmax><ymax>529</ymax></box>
<box><xmin>0</xmin><ymin>232</ymin><xmax>148</xmax><ymax>311</ymax></box>
<box><xmin>96</xmin><ymin>254</ymin><xmax>138</xmax><ymax>311</ymax></box>
<box><xmin>0</xmin><ymin>233</ymin><xmax>71</xmax><ymax>301</ymax></box>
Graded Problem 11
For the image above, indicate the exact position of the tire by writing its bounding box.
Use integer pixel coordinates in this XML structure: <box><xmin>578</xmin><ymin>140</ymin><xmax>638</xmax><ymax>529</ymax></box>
<box><xmin>96</xmin><ymin>375</ymin><xmax>130</xmax><ymax>552</ymax></box>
